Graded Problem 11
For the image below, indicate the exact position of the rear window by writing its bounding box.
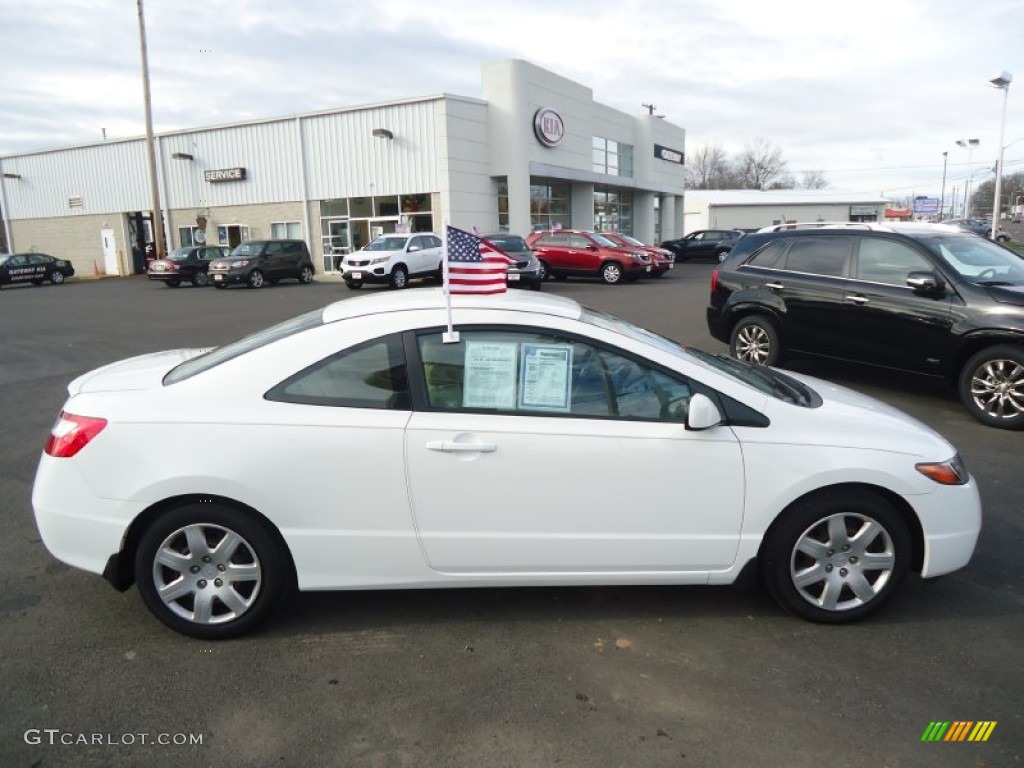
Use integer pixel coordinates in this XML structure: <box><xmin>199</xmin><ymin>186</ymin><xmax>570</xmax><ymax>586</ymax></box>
<box><xmin>164</xmin><ymin>309</ymin><xmax>324</xmax><ymax>385</ymax></box>
<box><xmin>486</xmin><ymin>236</ymin><xmax>528</xmax><ymax>251</ymax></box>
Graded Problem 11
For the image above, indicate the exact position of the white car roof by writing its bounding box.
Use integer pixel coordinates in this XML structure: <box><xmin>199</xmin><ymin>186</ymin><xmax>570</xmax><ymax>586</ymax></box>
<box><xmin>320</xmin><ymin>287</ymin><xmax>584</xmax><ymax>325</ymax></box>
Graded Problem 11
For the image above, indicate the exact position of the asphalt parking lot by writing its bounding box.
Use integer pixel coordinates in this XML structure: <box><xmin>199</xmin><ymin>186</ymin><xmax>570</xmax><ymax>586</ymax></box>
<box><xmin>1</xmin><ymin>268</ymin><xmax>1021</xmax><ymax>768</ymax></box>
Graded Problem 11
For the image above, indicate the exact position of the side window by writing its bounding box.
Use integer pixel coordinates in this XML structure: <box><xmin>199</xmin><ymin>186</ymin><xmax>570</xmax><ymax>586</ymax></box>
<box><xmin>692</xmin><ymin>232</ymin><xmax>706</xmax><ymax>241</ymax></box>
<box><xmin>409</xmin><ymin>236</ymin><xmax>426</xmax><ymax>251</ymax></box>
<box><xmin>855</xmin><ymin>239</ymin><xmax>933</xmax><ymax>286</ymax></box>
<box><xmin>9</xmin><ymin>255</ymin><xmax>29</xmax><ymax>267</ymax></box>
<box><xmin>264</xmin><ymin>242</ymin><xmax>284</xmax><ymax>256</ymax></box>
<box><xmin>782</xmin><ymin>237</ymin><xmax>851</xmax><ymax>277</ymax></box>
<box><xmin>283</xmin><ymin>242</ymin><xmax>303</xmax><ymax>256</ymax></box>
<box><xmin>569</xmin><ymin>235</ymin><xmax>592</xmax><ymax>248</ymax></box>
<box><xmin>28</xmin><ymin>254</ymin><xmax>50</xmax><ymax>265</ymax></box>
<box><xmin>265</xmin><ymin>335</ymin><xmax>409</xmax><ymax>409</ymax></box>
<box><xmin>746</xmin><ymin>239</ymin><xmax>787</xmax><ymax>268</ymax></box>
<box><xmin>417</xmin><ymin>330</ymin><xmax>692</xmax><ymax>422</ymax></box>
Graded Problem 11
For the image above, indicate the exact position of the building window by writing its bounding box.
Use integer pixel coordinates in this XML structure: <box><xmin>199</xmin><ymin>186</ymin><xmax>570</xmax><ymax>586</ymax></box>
<box><xmin>320</xmin><ymin>199</ymin><xmax>349</xmax><ymax>217</ymax></box>
<box><xmin>178</xmin><ymin>225</ymin><xmax>200</xmax><ymax>247</ymax></box>
<box><xmin>271</xmin><ymin>221</ymin><xmax>303</xmax><ymax>240</ymax></box>
<box><xmin>530</xmin><ymin>180</ymin><xmax>571</xmax><ymax>231</ymax></box>
<box><xmin>593</xmin><ymin>137</ymin><xmax>634</xmax><ymax>178</ymax></box>
<box><xmin>594</xmin><ymin>186</ymin><xmax>633</xmax><ymax>235</ymax></box>
<box><xmin>496</xmin><ymin>179</ymin><xmax>509</xmax><ymax>231</ymax></box>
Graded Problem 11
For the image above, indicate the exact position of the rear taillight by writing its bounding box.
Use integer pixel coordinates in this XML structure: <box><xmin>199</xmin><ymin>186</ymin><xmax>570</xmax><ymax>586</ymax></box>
<box><xmin>710</xmin><ymin>269</ymin><xmax>719</xmax><ymax>292</ymax></box>
<box><xmin>44</xmin><ymin>412</ymin><xmax>107</xmax><ymax>458</ymax></box>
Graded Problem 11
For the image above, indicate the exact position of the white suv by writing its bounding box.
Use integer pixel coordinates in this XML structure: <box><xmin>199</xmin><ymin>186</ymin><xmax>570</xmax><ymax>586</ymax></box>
<box><xmin>341</xmin><ymin>233</ymin><xmax>443</xmax><ymax>289</ymax></box>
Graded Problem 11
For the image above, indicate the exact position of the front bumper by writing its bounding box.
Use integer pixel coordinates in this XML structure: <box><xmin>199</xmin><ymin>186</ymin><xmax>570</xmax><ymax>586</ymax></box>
<box><xmin>342</xmin><ymin>266</ymin><xmax>392</xmax><ymax>285</ymax></box>
<box><xmin>507</xmin><ymin>265</ymin><xmax>543</xmax><ymax>288</ymax></box>
<box><xmin>209</xmin><ymin>269</ymin><xmax>248</xmax><ymax>285</ymax></box>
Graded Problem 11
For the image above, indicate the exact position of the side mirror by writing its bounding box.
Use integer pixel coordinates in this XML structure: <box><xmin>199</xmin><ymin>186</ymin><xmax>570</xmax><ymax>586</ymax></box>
<box><xmin>408</xmin><ymin>245</ymin><xmax>420</xmax><ymax>253</ymax></box>
<box><xmin>686</xmin><ymin>393</ymin><xmax>723</xmax><ymax>431</ymax></box>
<box><xmin>906</xmin><ymin>270</ymin><xmax>945</xmax><ymax>296</ymax></box>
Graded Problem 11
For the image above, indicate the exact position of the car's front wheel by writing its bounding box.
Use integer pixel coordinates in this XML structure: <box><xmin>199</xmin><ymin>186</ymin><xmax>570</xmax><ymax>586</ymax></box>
<box><xmin>959</xmin><ymin>345</ymin><xmax>1024</xmax><ymax>429</ymax></box>
<box><xmin>134</xmin><ymin>502</ymin><xmax>287</xmax><ymax>639</ymax></box>
<box><xmin>729</xmin><ymin>315</ymin><xmax>781</xmax><ymax>366</ymax></box>
<box><xmin>600</xmin><ymin>262</ymin><xmax>624</xmax><ymax>285</ymax></box>
<box><xmin>761</xmin><ymin>489</ymin><xmax>910</xmax><ymax>623</ymax></box>
<box><xmin>247</xmin><ymin>269</ymin><xmax>264</xmax><ymax>289</ymax></box>
<box><xmin>389</xmin><ymin>265</ymin><xmax>409</xmax><ymax>289</ymax></box>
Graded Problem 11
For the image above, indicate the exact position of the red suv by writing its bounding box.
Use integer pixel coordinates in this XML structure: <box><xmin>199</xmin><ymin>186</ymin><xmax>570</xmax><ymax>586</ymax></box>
<box><xmin>600</xmin><ymin>232</ymin><xmax>674</xmax><ymax>278</ymax></box>
<box><xmin>525</xmin><ymin>230</ymin><xmax>652</xmax><ymax>284</ymax></box>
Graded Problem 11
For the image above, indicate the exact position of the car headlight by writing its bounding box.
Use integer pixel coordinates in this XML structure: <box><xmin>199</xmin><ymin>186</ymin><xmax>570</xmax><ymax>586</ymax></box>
<box><xmin>230</xmin><ymin>259</ymin><xmax>249</xmax><ymax>268</ymax></box>
<box><xmin>632</xmin><ymin>252</ymin><xmax>649</xmax><ymax>261</ymax></box>
<box><xmin>916</xmin><ymin>454</ymin><xmax>969</xmax><ymax>485</ymax></box>
<box><xmin>369</xmin><ymin>256</ymin><xmax>390</xmax><ymax>265</ymax></box>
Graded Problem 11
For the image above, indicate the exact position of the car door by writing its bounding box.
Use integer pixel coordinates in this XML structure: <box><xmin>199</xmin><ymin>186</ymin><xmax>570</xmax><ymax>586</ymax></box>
<box><xmin>27</xmin><ymin>254</ymin><xmax>53</xmax><ymax>280</ymax></box>
<box><xmin>529</xmin><ymin>233</ymin><xmax>572</xmax><ymax>272</ymax></box>
<box><xmin>262</xmin><ymin>242</ymin><xmax>286</xmax><ymax>278</ymax></box>
<box><xmin>404</xmin><ymin>327</ymin><xmax>745</xmax><ymax>574</ymax></box>
<box><xmin>843</xmin><ymin>236</ymin><xmax>957</xmax><ymax>374</ymax></box>
<box><xmin>406</xmin><ymin>235</ymin><xmax>432</xmax><ymax>276</ymax></box>
<box><xmin>5</xmin><ymin>255</ymin><xmax>33</xmax><ymax>283</ymax></box>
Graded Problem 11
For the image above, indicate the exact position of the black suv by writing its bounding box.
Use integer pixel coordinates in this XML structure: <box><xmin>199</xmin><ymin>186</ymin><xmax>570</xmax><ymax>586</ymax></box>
<box><xmin>706</xmin><ymin>222</ymin><xmax>1024</xmax><ymax>429</ymax></box>
<box><xmin>208</xmin><ymin>240</ymin><xmax>315</xmax><ymax>289</ymax></box>
<box><xmin>661</xmin><ymin>229</ymin><xmax>745</xmax><ymax>262</ymax></box>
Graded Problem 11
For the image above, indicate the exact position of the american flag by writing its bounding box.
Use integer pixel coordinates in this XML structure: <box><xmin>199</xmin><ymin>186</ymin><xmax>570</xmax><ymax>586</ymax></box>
<box><xmin>445</xmin><ymin>225</ymin><xmax>514</xmax><ymax>295</ymax></box>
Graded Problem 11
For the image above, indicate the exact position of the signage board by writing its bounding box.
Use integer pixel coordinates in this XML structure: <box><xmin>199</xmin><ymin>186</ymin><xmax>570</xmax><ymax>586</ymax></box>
<box><xmin>204</xmin><ymin>167</ymin><xmax>247</xmax><ymax>183</ymax></box>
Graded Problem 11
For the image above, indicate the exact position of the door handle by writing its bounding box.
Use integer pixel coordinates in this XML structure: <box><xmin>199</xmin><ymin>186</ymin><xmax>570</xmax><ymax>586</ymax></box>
<box><xmin>765</xmin><ymin>282</ymin><xmax>784</xmax><ymax>291</ymax></box>
<box><xmin>844</xmin><ymin>295</ymin><xmax>870</xmax><ymax>305</ymax></box>
<box><xmin>426</xmin><ymin>440</ymin><xmax>497</xmax><ymax>453</ymax></box>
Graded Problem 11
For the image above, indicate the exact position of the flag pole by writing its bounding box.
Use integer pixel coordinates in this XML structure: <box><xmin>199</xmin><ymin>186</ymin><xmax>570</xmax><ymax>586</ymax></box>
<box><xmin>441</xmin><ymin>221</ymin><xmax>459</xmax><ymax>343</ymax></box>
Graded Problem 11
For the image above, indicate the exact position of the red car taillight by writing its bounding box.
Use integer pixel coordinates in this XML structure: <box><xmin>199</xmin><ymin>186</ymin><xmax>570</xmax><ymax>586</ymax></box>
<box><xmin>710</xmin><ymin>268</ymin><xmax>719</xmax><ymax>293</ymax></box>
<box><xmin>44</xmin><ymin>412</ymin><xmax>108</xmax><ymax>458</ymax></box>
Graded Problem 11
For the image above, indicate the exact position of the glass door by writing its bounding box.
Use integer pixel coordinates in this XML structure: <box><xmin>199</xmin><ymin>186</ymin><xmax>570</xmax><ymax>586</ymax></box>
<box><xmin>320</xmin><ymin>218</ymin><xmax>350</xmax><ymax>272</ymax></box>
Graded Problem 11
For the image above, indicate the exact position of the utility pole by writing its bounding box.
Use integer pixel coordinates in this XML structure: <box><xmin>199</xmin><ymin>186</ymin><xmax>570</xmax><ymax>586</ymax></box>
<box><xmin>940</xmin><ymin>151</ymin><xmax>948</xmax><ymax>219</ymax></box>
<box><xmin>137</xmin><ymin>0</ymin><xmax>166</xmax><ymax>259</ymax></box>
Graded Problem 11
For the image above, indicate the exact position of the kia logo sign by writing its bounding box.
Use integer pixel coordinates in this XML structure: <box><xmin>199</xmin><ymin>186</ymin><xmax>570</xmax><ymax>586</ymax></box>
<box><xmin>204</xmin><ymin>167</ymin><xmax>247</xmax><ymax>183</ymax></box>
<box><xmin>533</xmin><ymin>108</ymin><xmax>565</xmax><ymax>147</ymax></box>
<box><xmin>654</xmin><ymin>144</ymin><xmax>684</xmax><ymax>164</ymax></box>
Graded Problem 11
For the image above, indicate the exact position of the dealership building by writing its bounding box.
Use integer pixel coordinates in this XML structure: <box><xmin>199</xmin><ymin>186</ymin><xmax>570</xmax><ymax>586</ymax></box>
<box><xmin>0</xmin><ymin>59</ymin><xmax>690</xmax><ymax>276</ymax></box>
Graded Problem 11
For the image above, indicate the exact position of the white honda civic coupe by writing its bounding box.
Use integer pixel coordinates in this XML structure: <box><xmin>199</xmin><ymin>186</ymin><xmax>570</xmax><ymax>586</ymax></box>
<box><xmin>32</xmin><ymin>289</ymin><xmax>981</xmax><ymax>638</ymax></box>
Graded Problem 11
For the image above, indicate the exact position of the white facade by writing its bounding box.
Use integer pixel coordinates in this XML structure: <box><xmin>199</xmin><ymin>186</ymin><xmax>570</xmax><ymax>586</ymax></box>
<box><xmin>684</xmin><ymin>190</ymin><xmax>891</xmax><ymax>232</ymax></box>
<box><xmin>0</xmin><ymin>60</ymin><xmax>686</xmax><ymax>277</ymax></box>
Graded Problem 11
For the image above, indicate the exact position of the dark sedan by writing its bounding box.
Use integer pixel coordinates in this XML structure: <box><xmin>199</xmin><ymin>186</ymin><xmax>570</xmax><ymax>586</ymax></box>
<box><xmin>661</xmin><ymin>229</ymin><xmax>745</xmax><ymax>262</ymax></box>
<box><xmin>148</xmin><ymin>246</ymin><xmax>230</xmax><ymax>287</ymax></box>
<box><xmin>0</xmin><ymin>252</ymin><xmax>75</xmax><ymax>288</ymax></box>
<box><xmin>482</xmin><ymin>234</ymin><xmax>543</xmax><ymax>290</ymax></box>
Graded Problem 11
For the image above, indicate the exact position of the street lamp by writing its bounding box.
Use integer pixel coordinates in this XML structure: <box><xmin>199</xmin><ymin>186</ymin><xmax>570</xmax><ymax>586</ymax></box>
<box><xmin>990</xmin><ymin>70</ymin><xmax>1013</xmax><ymax>238</ymax></box>
<box><xmin>956</xmin><ymin>138</ymin><xmax>980</xmax><ymax>217</ymax></box>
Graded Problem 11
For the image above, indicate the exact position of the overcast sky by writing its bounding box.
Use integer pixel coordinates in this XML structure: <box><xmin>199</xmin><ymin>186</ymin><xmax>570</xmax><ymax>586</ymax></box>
<box><xmin>2</xmin><ymin>0</ymin><xmax>1022</xmax><ymax>203</ymax></box>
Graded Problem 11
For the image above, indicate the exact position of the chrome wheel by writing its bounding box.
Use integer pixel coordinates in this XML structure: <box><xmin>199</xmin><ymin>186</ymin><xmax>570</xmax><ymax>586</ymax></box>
<box><xmin>789</xmin><ymin>513</ymin><xmax>896</xmax><ymax>612</ymax></box>
<box><xmin>193</xmin><ymin>271</ymin><xmax>209</xmax><ymax>287</ymax></box>
<box><xmin>50</xmin><ymin>270</ymin><xmax>65</xmax><ymax>284</ymax></box>
<box><xmin>299</xmin><ymin>266</ymin><xmax>314</xmax><ymax>284</ymax></box>
<box><xmin>601</xmin><ymin>262</ymin><xmax>623</xmax><ymax>284</ymax></box>
<box><xmin>151</xmin><ymin>523</ymin><xmax>262</xmax><ymax>625</ymax></box>
<box><xmin>730</xmin><ymin>317</ymin><xmax>780</xmax><ymax>365</ymax></box>
<box><xmin>247</xmin><ymin>270</ymin><xmax>264</xmax><ymax>289</ymax></box>
<box><xmin>969</xmin><ymin>358</ymin><xmax>1024</xmax><ymax>421</ymax></box>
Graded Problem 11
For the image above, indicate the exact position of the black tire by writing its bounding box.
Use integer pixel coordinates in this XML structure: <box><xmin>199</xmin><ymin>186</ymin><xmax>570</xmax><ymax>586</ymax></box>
<box><xmin>247</xmin><ymin>269</ymin><xmax>264</xmax><ymax>289</ymax></box>
<box><xmin>344</xmin><ymin>280</ymin><xmax>363</xmax><ymax>290</ymax></box>
<box><xmin>729</xmin><ymin>315</ymin><xmax>782</xmax><ymax>366</ymax></box>
<box><xmin>761</xmin><ymin>488</ymin><xmax>911</xmax><ymax>623</ymax></box>
<box><xmin>537</xmin><ymin>260</ymin><xmax>551</xmax><ymax>281</ymax></box>
<box><xmin>214</xmin><ymin>283</ymin><xmax>226</xmax><ymax>290</ymax></box>
<box><xmin>192</xmin><ymin>271</ymin><xmax>209</xmax><ymax>287</ymax></box>
<box><xmin>600</xmin><ymin>262</ymin><xmax>624</xmax><ymax>285</ymax></box>
<box><xmin>50</xmin><ymin>270</ymin><xmax>66</xmax><ymax>285</ymax></box>
<box><xmin>389</xmin><ymin>265</ymin><xmax>409</xmax><ymax>290</ymax></box>
<box><xmin>958</xmin><ymin>345</ymin><xmax>1024</xmax><ymax>429</ymax></box>
<box><xmin>134</xmin><ymin>502</ymin><xmax>288</xmax><ymax>639</ymax></box>
<box><xmin>165</xmin><ymin>279</ymin><xmax>181</xmax><ymax>288</ymax></box>
<box><xmin>298</xmin><ymin>265</ymin><xmax>314</xmax><ymax>284</ymax></box>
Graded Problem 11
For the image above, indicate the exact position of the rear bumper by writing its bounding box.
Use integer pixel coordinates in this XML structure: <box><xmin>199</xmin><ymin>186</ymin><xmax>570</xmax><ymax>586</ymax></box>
<box><xmin>706</xmin><ymin>306</ymin><xmax>730</xmax><ymax>344</ymax></box>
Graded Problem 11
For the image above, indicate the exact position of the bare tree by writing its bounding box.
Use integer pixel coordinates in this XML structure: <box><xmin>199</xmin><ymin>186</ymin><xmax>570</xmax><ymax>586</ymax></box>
<box><xmin>685</xmin><ymin>144</ymin><xmax>731</xmax><ymax>189</ymax></box>
<box><xmin>801</xmin><ymin>170</ymin><xmax>829</xmax><ymax>189</ymax></box>
<box><xmin>735</xmin><ymin>138</ymin><xmax>788</xmax><ymax>190</ymax></box>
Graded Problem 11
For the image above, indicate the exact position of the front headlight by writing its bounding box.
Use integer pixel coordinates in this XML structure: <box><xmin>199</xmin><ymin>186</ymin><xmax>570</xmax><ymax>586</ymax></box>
<box><xmin>369</xmin><ymin>256</ymin><xmax>390</xmax><ymax>265</ymax></box>
<box><xmin>230</xmin><ymin>259</ymin><xmax>249</xmax><ymax>268</ymax></box>
<box><xmin>916</xmin><ymin>454</ymin><xmax>969</xmax><ymax>485</ymax></box>
<box><xmin>632</xmin><ymin>251</ymin><xmax>649</xmax><ymax>262</ymax></box>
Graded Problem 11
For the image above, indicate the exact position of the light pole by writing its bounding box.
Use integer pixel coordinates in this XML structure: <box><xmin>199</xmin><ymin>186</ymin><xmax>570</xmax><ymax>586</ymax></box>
<box><xmin>940</xmin><ymin>151</ymin><xmax>948</xmax><ymax>219</ymax></box>
<box><xmin>956</xmin><ymin>138</ymin><xmax>980</xmax><ymax>217</ymax></box>
<box><xmin>990</xmin><ymin>71</ymin><xmax>1013</xmax><ymax>238</ymax></box>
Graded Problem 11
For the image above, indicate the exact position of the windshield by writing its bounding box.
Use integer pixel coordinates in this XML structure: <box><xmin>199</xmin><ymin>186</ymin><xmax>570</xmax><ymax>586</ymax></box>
<box><xmin>620</xmin><ymin>235</ymin><xmax>645</xmax><ymax>247</ymax></box>
<box><xmin>922</xmin><ymin>234</ymin><xmax>1024</xmax><ymax>286</ymax></box>
<box><xmin>167</xmin><ymin>248</ymin><xmax>191</xmax><ymax>261</ymax></box>
<box><xmin>579</xmin><ymin>307</ymin><xmax>817</xmax><ymax>405</ymax></box>
<box><xmin>164</xmin><ymin>309</ymin><xmax>324</xmax><ymax>385</ymax></box>
<box><xmin>485</xmin><ymin>235</ymin><xmax>528</xmax><ymax>252</ymax></box>
<box><xmin>591</xmin><ymin>234</ymin><xmax>618</xmax><ymax>248</ymax></box>
<box><xmin>364</xmin><ymin>236</ymin><xmax>409</xmax><ymax>252</ymax></box>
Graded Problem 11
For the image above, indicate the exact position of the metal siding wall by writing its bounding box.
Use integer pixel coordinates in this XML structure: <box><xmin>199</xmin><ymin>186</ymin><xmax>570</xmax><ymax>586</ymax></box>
<box><xmin>1</xmin><ymin>142</ymin><xmax>150</xmax><ymax>219</ymax></box>
<box><xmin>161</xmin><ymin>121</ymin><xmax>302</xmax><ymax>208</ymax></box>
<box><xmin>304</xmin><ymin>101</ymin><xmax>439</xmax><ymax>199</ymax></box>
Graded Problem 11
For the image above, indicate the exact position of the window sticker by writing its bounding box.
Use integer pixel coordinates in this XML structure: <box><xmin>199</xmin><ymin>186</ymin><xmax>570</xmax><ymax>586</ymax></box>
<box><xmin>519</xmin><ymin>344</ymin><xmax>573</xmax><ymax>412</ymax></box>
<box><xmin>463</xmin><ymin>342</ymin><xmax>518</xmax><ymax>409</ymax></box>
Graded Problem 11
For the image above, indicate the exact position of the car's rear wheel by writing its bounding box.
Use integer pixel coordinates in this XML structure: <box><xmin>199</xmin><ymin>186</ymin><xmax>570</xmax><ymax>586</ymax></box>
<box><xmin>761</xmin><ymin>489</ymin><xmax>910</xmax><ymax>623</ymax></box>
<box><xmin>389</xmin><ymin>265</ymin><xmax>409</xmax><ymax>289</ymax></box>
<box><xmin>730</xmin><ymin>316</ymin><xmax>781</xmax><ymax>366</ymax></box>
<box><xmin>134</xmin><ymin>502</ymin><xmax>287</xmax><ymax>639</ymax></box>
<box><xmin>600</xmin><ymin>262</ymin><xmax>624</xmax><ymax>285</ymax></box>
<box><xmin>193</xmin><ymin>271</ymin><xmax>209</xmax><ymax>287</ymax></box>
<box><xmin>958</xmin><ymin>345</ymin><xmax>1024</xmax><ymax>429</ymax></box>
<box><xmin>298</xmin><ymin>265</ymin><xmax>314</xmax><ymax>284</ymax></box>
<box><xmin>50</xmin><ymin>270</ymin><xmax>66</xmax><ymax>284</ymax></box>
<box><xmin>247</xmin><ymin>270</ymin><xmax>264</xmax><ymax>289</ymax></box>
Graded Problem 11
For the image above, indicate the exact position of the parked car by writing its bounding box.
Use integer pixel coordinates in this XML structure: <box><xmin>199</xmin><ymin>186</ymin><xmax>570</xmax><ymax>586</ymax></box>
<box><xmin>207</xmin><ymin>240</ymin><xmax>315</xmax><ymax>289</ymax></box>
<box><xmin>707</xmin><ymin>222</ymin><xmax>1024</xmax><ymax>429</ymax></box>
<box><xmin>147</xmin><ymin>246</ymin><xmax>230</xmax><ymax>287</ymax></box>
<box><xmin>481</xmin><ymin>233</ymin><xmax>542</xmax><ymax>290</ymax></box>
<box><xmin>941</xmin><ymin>218</ymin><xmax>1011</xmax><ymax>243</ymax></box>
<box><xmin>600</xmin><ymin>232</ymin><xmax>674</xmax><ymax>277</ymax></box>
<box><xmin>340</xmin><ymin>233</ymin><xmax>444</xmax><ymax>290</ymax></box>
<box><xmin>661</xmin><ymin>229</ymin><xmax>745</xmax><ymax>262</ymax></box>
<box><xmin>32</xmin><ymin>288</ymin><xmax>980</xmax><ymax>638</ymax></box>
<box><xmin>0</xmin><ymin>252</ymin><xmax>74</xmax><ymax>288</ymax></box>
<box><xmin>525</xmin><ymin>230</ymin><xmax>651</xmax><ymax>284</ymax></box>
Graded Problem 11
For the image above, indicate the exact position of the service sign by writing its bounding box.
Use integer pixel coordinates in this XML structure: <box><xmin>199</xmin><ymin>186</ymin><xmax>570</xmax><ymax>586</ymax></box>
<box><xmin>654</xmin><ymin>144</ymin><xmax>684</xmax><ymax>164</ymax></box>
<box><xmin>533</xmin><ymin>108</ymin><xmax>565</xmax><ymax>147</ymax></box>
<box><xmin>204</xmin><ymin>167</ymin><xmax>247</xmax><ymax>183</ymax></box>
